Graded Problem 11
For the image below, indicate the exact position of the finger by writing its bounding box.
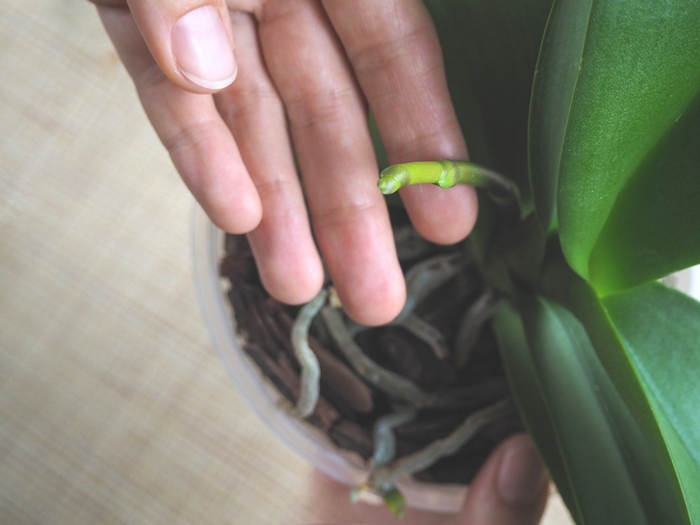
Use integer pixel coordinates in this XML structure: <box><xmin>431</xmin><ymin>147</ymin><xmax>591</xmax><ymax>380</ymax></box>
<box><xmin>323</xmin><ymin>0</ymin><xmax>478</xmax><ymax>245</ymax></box>
<box><xmin>451</xmin><ymin>434</ymin><xmax>549</xmax><ymax>525</ymax></box>
<box><xmin>215</xmin><ymin>11</ymin><xmax>324</xmax><ymax>305</ymax></box>
<box><xmin>92</xmin><ymin>0</ymin><xmax>237</xmax><ymax>92</ymax></box>
<box><xmin>98</xmin><ymin>5</ymin><xmax>262</xmax><ymax>233</ymax></box>
<box><xmin>257</xmin><ymin>1</ymin><xmax>405</xmax><ymax>326</ymax></box>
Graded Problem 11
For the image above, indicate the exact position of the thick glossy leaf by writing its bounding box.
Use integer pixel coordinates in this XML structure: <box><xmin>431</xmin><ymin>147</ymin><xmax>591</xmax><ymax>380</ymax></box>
<box><xmin>495</xmin><ymin>293</ymin><xmax>689</xmax><ymax>525</ymax></box>
<box><xmin>604</xmin><ymin>283</ymin><xmax>700</xmax><ymax>522</ymax></box>
<box><xmin>539</xmin><ymin>240</ymin><xmax>691</xmax><ymax>507</ymax></box>
<box><xmin>588</xmin><ymin>101</ymin><xmax>700</xmax><ymax>294</ymax></box>
<box><xmin>528</xmin><ymin>0</ymin><xmax>592</xmax><ymax>232</ymax></box>
<box><xmin>492</xmin><ymin>301</ymin><xmax>583</xmax><ymax>523</ymax></box>
<box><xmin>529</xmin><ymin>0</ymin><xmax>700</xmax><ymax>291</ymax></box>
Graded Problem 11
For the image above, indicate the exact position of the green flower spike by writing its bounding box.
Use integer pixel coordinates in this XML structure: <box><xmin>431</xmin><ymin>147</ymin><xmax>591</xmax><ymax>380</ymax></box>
<box><xmin>377</xmin><ymin>160</ymin><xmax>520</xmax><ymax>208</ymax></box>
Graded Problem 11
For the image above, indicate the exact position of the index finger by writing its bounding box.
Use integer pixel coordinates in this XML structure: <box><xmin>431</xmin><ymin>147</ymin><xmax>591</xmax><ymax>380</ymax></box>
<box><xmin>322</xmin><ymin>0</ymin><xmax>478</xmax><ymax>244</ymax></box>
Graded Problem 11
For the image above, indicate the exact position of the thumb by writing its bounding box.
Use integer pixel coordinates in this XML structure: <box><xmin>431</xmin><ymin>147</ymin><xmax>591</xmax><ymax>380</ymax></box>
<box><xmin>124</xmin><ymin>0</ymin><xmax>238</xmax><ymax>92</ymax></box>
<box><xmin>453</xmin><ymin>433</ymin><xmax>550</xmax><ymax>525</ymax></box>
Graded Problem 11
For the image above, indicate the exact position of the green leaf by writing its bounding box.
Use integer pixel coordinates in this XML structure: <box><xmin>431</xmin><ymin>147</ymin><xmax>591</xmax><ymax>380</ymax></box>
<box><xmin>528</xmin><ymin>0</ymin><xmax>592</xmax><ymax>232</ymax></box>
<box><xmin>495</xmin><ymin>293</ymin><xmax>689</xmax><ymax>525</ymax></box>
<box><xmin>492</xmin><ymin>300</ymin><xmax>583</xmax><ymax>523</ymax></box>
<box><xmin>604</xmin><ymin>282</ymin><xmax>700</xmax><ymax>522</ymax></box>
<box><xmin>588</xmin><ymin>99</ymin><xmax>700</xmax><ymax>294</ymax></box>
<box><xmin>528</xmin><ymin>0</ymin><xmax>700</xmax><ymax>291</ymax></box>
<box><xmin>538</xmin><ymin>243</ymin><xmax>691</xmax><ymax>521</ymax></box>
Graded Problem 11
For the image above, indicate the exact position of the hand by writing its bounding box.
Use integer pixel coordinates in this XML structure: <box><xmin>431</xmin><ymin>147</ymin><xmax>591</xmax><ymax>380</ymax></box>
<box><xmin>92</xmin><ymin>0</ymin><xmax>478</xmax><ymax>326</ymax></box>
<box><xmin>298</xmin><ymin>433</ymin><xmax>550</xmax><ymax>524</ymax></box>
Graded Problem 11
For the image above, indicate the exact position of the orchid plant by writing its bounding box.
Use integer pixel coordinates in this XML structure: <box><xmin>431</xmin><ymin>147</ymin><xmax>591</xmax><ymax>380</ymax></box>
<box><xmin>227</xmin><ymin>0</ymin><xmax>700</xmax><ymax>521</ymax></box>
<box><xmin>369</xmin><ymin>0</ymin><xmax>700</xmax><ymax>522</ymax></box>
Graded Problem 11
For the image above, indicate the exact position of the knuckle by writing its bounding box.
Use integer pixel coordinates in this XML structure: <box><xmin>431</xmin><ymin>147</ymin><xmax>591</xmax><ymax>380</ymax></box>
<box><xmin>388</xmin><ymin>128</ymin><xmax>450</xmax><ymax>160</ymax></box>
<box><xmin>254</xmin><ymin>176</ymin><xmax>296</xmax><ymax>204</ymax></box>
<box><xmin>161</xmin><ymin>118</ymin><xmax>222</xmax><ymax>158</ymax></box>
<box><xmin>285</xmin><ymin>86</ymin><xmax>359</xmax><ymax>130</ymax></box>
<box><xmin>349</xmin><ymin>24</ymin><xmax>434</xmax><ymax>79</ymax></box>
<box><xmin>215</xmin><ymin>82</ymin><xmax>281</xmax><ymax>122</ymax></box>
<box><xmin>312</xmin><ymin>199</ymin><xmax>384</xmax><ymax>229</ymax></box>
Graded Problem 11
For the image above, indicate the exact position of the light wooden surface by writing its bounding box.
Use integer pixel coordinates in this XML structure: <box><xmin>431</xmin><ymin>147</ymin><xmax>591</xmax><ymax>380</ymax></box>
<box><xmin>0</xmin><ymin>2</ymin><xmax>574</xmax><ymax>523</ymax></box>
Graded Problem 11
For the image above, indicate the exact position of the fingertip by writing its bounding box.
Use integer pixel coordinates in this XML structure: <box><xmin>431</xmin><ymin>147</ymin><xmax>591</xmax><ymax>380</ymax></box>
<box><xmin>342</xmin><ymin>291</ymin><xmax>406</xmax><ymax>327</ymax></box>
<box><xmin>496</xmin><ymin>435</ymin><xmax>549</xmax><ymax>508</ymax></box>
<box><xmin>312</xmin><ymin>199</ymin><xmax>407</xmax><ymax>327</ymax></box>
<box><xmin>206</xmin><ymin>191</ymin><xmax>263</xmax><ymax>235</ymax></box>
<box><xmin>256</xmin><ymin>252</ymin><xmax>325</xmax><ymax>307</ymax></box>
<box><xmin>336</xmin><ymin>267</ymin><xmax>407</xmax><ymax>327</ymax></box>
<box><xmin>245</xmin><ymin>210</ymin><xmax>326</xmax><ymax>306</ymax></box>
<box><xmin>312</xmin><ymin>241</ymin><xmax>406</xmax><ymax>327</ymax></box>
<box><xmin>458</xmin><ymin>433</ymin><xmax>549</xmax><ymax>525</ymax></box>
<box><xmin>271</xmin><ymin>281</ymin><xmax>325</xmax><ymax>307</ymax></box>
<box><xmin>402</xmin><ymin>184</ymin><xmax>478</xmax><ymax>246</ymax></box>
<box><xmin>209</xmin><ymin>212</ymin><xmax>261</xmax><ymax>236</ymax></box>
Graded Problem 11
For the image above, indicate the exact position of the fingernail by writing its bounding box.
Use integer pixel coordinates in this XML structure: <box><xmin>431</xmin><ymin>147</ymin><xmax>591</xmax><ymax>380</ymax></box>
<box><xmin>497</xmin><ymin>437</ymin><xmax>547</xmax><ymax>506</ymax></box>
<box><xmin>172</xmin><ymin>6</ymin><xmax>237</xmax><ymax>89</ymax></box>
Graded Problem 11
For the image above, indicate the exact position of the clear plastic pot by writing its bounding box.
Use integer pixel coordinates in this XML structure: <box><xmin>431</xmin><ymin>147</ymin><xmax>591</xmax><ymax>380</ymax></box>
<box><xmin>191</xmin><ymin>203</ymin><xmax>468</xmax><ymax>513</ymax></box>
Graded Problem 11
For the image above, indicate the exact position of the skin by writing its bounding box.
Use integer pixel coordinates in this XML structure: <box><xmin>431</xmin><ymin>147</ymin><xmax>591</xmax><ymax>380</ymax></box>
<box><xmin>90</xmin><ymin>0</ymin><xmax>478</xmax><ymax>326</ymax></box>
<box><xmin>297</xmin><ymin>433</ymin><xmax>549</xmax><ymax>525</ymax></box>
<box><xmin>89</xmin><ymin>3</ymin><xmax>547</xmax><ymax>522</ymax></box>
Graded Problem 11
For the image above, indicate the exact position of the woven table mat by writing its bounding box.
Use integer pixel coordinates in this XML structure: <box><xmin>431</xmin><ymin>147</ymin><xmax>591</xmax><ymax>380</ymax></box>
<box><xmin>0</xmin><ymin>2</ymin><xmax>572</xmax><ymax>524</ymax></box>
